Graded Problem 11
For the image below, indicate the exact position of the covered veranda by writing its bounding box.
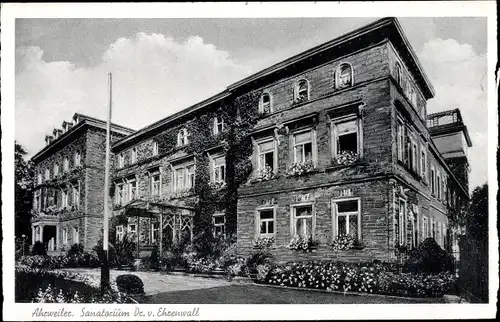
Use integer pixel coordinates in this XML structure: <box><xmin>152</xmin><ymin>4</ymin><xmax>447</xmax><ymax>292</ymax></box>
<box><xmin>119</xmin><ymin>199</ymin><xmax>195</xmax><ymax>258</ymax></box>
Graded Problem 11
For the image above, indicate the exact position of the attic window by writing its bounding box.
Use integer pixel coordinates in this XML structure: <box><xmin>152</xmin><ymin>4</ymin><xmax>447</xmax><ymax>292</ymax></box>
<box><xmin>294</xmin><ymin>79</ymin><xmax>309</xmax><ymax>102</ymax></box>
<box><xmin>336</xmin><ymin>63</ymin><xmax>353</xmax><ymax>89</ymax></box>
<box><xmin>259</xmin><ymin>93</ymin><xmax>272</xmax><ymax>114</ymax></box>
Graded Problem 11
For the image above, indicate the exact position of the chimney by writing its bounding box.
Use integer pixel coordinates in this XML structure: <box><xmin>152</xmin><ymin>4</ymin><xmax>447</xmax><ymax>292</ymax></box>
<box><xmin>53</xmin><ymin>128</ymin><xmax>63</xmax><ymax>139</ymax></box>
<box><xmin>45</xmin><ymin>135</ymin><xmax>54</xmax><ymax>146</ymax></box>
<box><xmin>73</xmin><ymin>113</ymin><xmax>80</xmax><ymax>124</ymax></box>
<box><xmin>62</xmin><ymin>121</ymin><xmax>74</xmax><ymax>133</ymax></box>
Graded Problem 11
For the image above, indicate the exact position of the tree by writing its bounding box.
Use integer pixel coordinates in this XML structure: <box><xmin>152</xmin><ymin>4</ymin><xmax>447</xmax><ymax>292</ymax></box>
<box><xmin>465</xmin><ymin>183</ymin><xmax>488</xmax><ymax>241</ymax></box>
<box><xmin>15</xmin><ymin>142</ymin><xmax>34</xmax><ymax>240</ymax></box>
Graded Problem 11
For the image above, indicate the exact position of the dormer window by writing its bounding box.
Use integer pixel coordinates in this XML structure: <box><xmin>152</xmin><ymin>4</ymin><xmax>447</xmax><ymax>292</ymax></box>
<box><xmin>294</xmin><ymin>79</ymin><xmax>309</xmax><ymax>102</ymax></box>
<box><xmin>259</xmin><ymin>93</ymin><xmax>272</xmax><ymax>114</ymax></box>
<box><xmin>213</xmin><ymin>116</ymin><xmax>225</xmax><ymax>135</ymax></box>
<box><xmin>152</xmin><ymin>141</ymin><xmax>159</xmax><ymax>156</ymax></box>
<box><xmin>63</xmin><ymin>157</ymin><xmax>70</xmax><ymax>172</ymax></box>
<box><xmin>74</xmin><ymin>151</ymin><xmax>81</xmax><ymax>167</ymax></box>
<box><xmin>131</xmin><ymin>147</ymin><xmax>137</xmax><ymax>164</ymax></box>
<box><xmin>177</xmin><ymin>128</ymin><xmax>189</xmax><ymax>147</ymax></box>
<box><xmin>336</xmin><ymin>63</ymin><xmax>353</xmax><ymax>89</ymax></box>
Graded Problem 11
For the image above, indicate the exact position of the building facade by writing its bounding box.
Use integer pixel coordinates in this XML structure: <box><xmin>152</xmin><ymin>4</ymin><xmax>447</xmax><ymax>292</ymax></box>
<box><xmin>30</xmin><ymin>18</ymin><xmax>471</xmax><ymax>262</ymax></box>
<box><xmin>30</xmin><ymin>113</ymin><xmax>134</xmax><ymax>252</ymax></box>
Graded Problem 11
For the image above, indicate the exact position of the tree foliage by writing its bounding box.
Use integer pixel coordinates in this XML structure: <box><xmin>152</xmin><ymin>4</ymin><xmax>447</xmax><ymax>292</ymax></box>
<box><xmin>15</xmin><ymin>142</ymin><xmax>34</xmax><ymax>239</ymax></box>
<box><xmin>465</xmin><ymin>183</ymin><xmax>488</xmax><ymax>240</ymax></box>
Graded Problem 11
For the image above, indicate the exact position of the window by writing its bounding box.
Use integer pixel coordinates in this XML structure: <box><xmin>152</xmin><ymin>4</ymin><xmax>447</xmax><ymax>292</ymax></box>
<box><xmin>63</xmin><ymin>158</ymin><xmax>70</xmax><ymax>172</ymax></box>
<box><xmin>294</xmin><ymin>79</ymin><xmax>309</xmax><ymax>102</ymax></box>
<box><xmin>131</xmin><ymin>147</ymin><xmax>137</xmax><ymax>164</ymax></box>
<box><xmin>420</xmin><ymin>145</ymin><xmax>427</xmax><ymax>179</ymax></box>
<box><xmin>118</xmin><ymin>153</ymin><xmax>125</xmax><ymax>168</ymax></box>
<box><xmin>436</xmin><ymin>221</ymin><xmax>442</xmax><ymax>247</ymax></box>
<box><xmin>259</xmin><ymin>93</ymin><xmax>272</xmax><ymax>114</ymax></box>
<box><xmin>62</xmin><ymin>188</ymin><xmax>69</xmax><ymax>208</ymax></box>
<box><xmin>213</xmin><ymin>117</ymin><xmax>225</xmax><ymax>135</ymax></box>
<box><xmin>395</xmin><ymin>63</ymin><xmax>402</xmax><ymax>84</ymax></box>
<box><xmin>412</xmin><ymin>205</ymin><xmax>419</xmax><ymax>246</ymax></box>
<box><xmin>54</xmin><ymin>163</ymin><xmax>59</xmax><ymax>177</ymax></box>
<box><xmin>291</xmin><ymin>204</ymin><xmax>314</xmax><ymax>238</ymax></box>
<box><xmin>62</xmin><ymin>228</ymin><xmax>68</xmax><ymax>245</ymax></box>
<box><xmin>423</xmin><ymin>216</ymin><xmax>429</xmax><ymax>239</ymax></box>
<box><xmin>333</xmin><ymin>199</ymin><xmax>361</xmax><ymax>240</ymax></box>
<box><xmin>34</xmin><ymin>190</ymin><xmax>41</xmax><ymax>211</ymax></box>
<box><xmin>177</xmin><ymin>128</ymin><xmax>189</xmax><ymax>147</ymax></box>
<box><xmin>437</xmin><ymin>171</ymin><xmax>441</xmax><ymax>200</ymax></box>
<box><xmin>127</xmin><ymin>178</ymin><xmax>137</xmax><ymax>202</ymax></box>
<box><xmin>45</xmin><ymin>168</ymin><xmax>50</xmax><ymax>181</ymax></box>
<box><xmin>397</xmin><ymin>199</ymin><xmax>407</xmax><ymax>245</ymax></box>
<box><xmin>71</xmin><ymin>183</ymin><xmax>80</xmax><ymax>208</ymax></box>
<box><xmin>149</xmin><ymin>172</ymin><xmax>161</xmax><ymax>196</ymax></box>
<box><xmin>397</xmin><ymin>119</ymin><xmax>405</xmax><ymax>161</ymax></box>
<box><xmin>257</xmin><ymin>208</ymin><xmax>275</xmax><ymax>237</ymax></box>
<box><xmin>74</xmin><ymin>151</ymin><xmax>81</xmax><ymax>167</ymax></box>
<box><xmin>151</xmin><ymin>223</ymin><xmax>159</xmax><ymax>243</ymax></box>
<box><xmin>37</xmin><ymin>173</ymin><xmax>43</xmax><ymax>185</ymax></box>
<box><xmin>173</xmin><ymin>163</ymin><xmax>195</xmax><ymax>192</ymax></box>
<box><xmin>152</xmin><ymin>141</ymin><xmax>159</xmax><ymax>156</ymax></box>
<box><xmin>332</xmin><ymin>117</ymin><xmax>362</xmax><ymax>158</ymax></box>
<box><xmin>411</xmin><ymin>141</ymin><xmax>418</xmax><ymax>173</ymax></box>
<box><xmin>213</xmin><ymin>213</ymin><xmax>225</xmax><ymax>237</ymax></box>
<box><xmin>73</xmin><ymin>226</ymin><xmax>79</xmax><ymax>244</ymax></box>
<box><xmin>293</xmin><ymin>130</ymin><xmax>314</xmax><ymax>164</ymax></box>
<box><xmin>442</xmin><ymin>176</ymin><xmax>447</xmax><ymax>203</ymax></box>
<box><xmin>211</xmin><ymin>155</ymin><xmax>226</xmax><ymax>184</ymax></box>
<box><xmin>257</xmin><ymin>139</ymin><xmax>276</xmax><ymax>172</ymax></box>
<box><xmin>431</xmin><ymin>218</ymin><xmax>436</xmax><ymax>239</ymax></box>
<box><xmin>127</xmin><ymin>224</ymin><xmax>137</xmax><ymax>237</ymax></box>
<box><xmin>336</xmin><ymin>63</ymin><xmax>353</xmax><ymax>89</ymax></box>
<box><xmin>115</xmin><ymin>182</ymin><xmax>126</xmax><ymax>205</ymax></box>
<box><xmin>431</xmin><ymin>165</ymin><xmax>436</xmax><ymax>195</ymax></box>
<box><xmin>116</xmin><ymin>225</ymin><xmax>124</xmax><ymax>242</ymax></box>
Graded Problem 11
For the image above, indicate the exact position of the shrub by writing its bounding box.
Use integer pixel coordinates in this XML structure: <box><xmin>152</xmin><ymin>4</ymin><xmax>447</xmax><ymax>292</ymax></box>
<box><xmin>67</xmin><ymin>243</ymin><xmax>85</xmax><ymax>257</ymax></box>
<box><xmin>245</xmin><ymin>251</ymin><xmax>274</xmax><ymax>275</ymax></box>
<box><xmin>225</xmin><ymin>257</ymin><xmax>249</xmax><ymax>278</ymax></box>
<box><xmin>109</xmin><ymin>236</ymin><xmax>136</xmax><ymax>267</ymax></box>
<box><xmin>403</xmin><ymin>238</ymin><xmax>455</xmax><ymax>274</ymax></box>
<box><xmin>149</xmin><ymin>246</ymin><xmax>160</xmax><ymax>270</ymax></box>
<box><xmin>31</xmin><ymin>241</ymin><xmax>47</xmax><ymax>256</ymax></box>
<box><xmin>116</xmin><ymin>274</ymin><xmax>145</xmax><ymax>295</ymax></box>
<box><xmin>161</xmin><ymin>251</ymin><xmax>179</xmax><ymax>272</ymax></box>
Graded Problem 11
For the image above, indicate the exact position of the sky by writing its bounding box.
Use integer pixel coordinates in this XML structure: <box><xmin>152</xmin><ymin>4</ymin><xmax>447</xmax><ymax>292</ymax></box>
<box><xmin>14</xmin><ymin>17</ymin><xmax>488</xmax><ymax>190</ymax></box>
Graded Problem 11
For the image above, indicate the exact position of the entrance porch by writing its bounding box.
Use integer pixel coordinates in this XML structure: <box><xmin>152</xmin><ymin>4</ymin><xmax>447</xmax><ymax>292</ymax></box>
<box><xmin>31</xmin><ymin>221</ymin><xmax>59</xmax><ymax>253</ymax></box>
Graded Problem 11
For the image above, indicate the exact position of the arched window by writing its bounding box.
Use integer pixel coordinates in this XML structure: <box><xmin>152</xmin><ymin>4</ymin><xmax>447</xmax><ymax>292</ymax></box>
<box><xmin>74</xmin><ymin>151</ymin><xmax>81</xmax><ymax>167</ymax></box>
<box><xmin>54</xmin><ymin>163</ymin><xmax>59</xmax><ymax>177</ymax></box>
<box><xmin>177</xmin><ymin>128</ymin><xmax>189</xmax><ymax>147</ymax></box>
<box><xmin>294</xmin><ymin>79</ymin><xmax>309</xmax><ymax>102</ymax></box>
<box><xmin>63</xmin><ymin>157</ymin><xmax>70</xmax><ymax>172</ymax></box>
<box><xmin>336</xmin><ymin>63</ymin><xmax>353</xmax><ymax>89</ymax></box>
<box><xmin>259</xmin><ymin>93</ymin><xmax>272</xmax><ymax>114</ymax></box>
<box><xmin>395</xmin><ymin>62</ymin><xmax>402</xmax><ymax>84</ymax></box>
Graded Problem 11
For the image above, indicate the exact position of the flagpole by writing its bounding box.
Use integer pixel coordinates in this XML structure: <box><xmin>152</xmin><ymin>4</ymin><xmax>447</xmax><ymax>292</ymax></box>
<box><xmin>101</xmin><ymin>72</ymin><xmax>112</xmax><ymax>293</ymax></box>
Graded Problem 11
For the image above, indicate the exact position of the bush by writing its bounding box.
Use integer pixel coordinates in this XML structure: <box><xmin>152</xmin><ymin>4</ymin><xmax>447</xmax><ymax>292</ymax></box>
<box><xmin>31</xmin><ymin>241</ymin><xmax>47</xmax><ymax>256</ymax></box>
<box><xmin>67</xmin><ymin>243</ymin><xmax>84</xmax><ymax>257</ymax></box>
<box><xmin>161</xmin><ymin>251</ymin><xmax>179</xmax><ymax>272</ymax></box>
<box><xmin>245</xmin><ymin>251</ymin><xmax>274</xmax><ymax>275</ymax></box>
<box><xmin>116</xmin><ymin>274</ymin><xmax>144</xmax><ymax>295</ymax></box>
<box><xmin>149</xmin><ymin>246</ymin><xmax>160</xmax><ymax>270</ymax></box>
<box><xmin>109</xmin><ymin>236</ymin><xmax>136</xmax><ymax>267</ymax></box>
<box><xmin>403</xmin><ymin>238</ymin><xmax>455</xmax><ymax>274</ymax></box>
<box><xmin>262</xmin><ymin>260</ymin><xmax>457</xmax><ymax>298</ymax></box>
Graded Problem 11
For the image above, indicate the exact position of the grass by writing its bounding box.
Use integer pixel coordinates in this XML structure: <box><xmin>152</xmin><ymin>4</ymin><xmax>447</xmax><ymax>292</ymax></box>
<box><xmin>140</xmin><ymin>284</ymin><xmax>445</xmax><ymax>304</ymax></box>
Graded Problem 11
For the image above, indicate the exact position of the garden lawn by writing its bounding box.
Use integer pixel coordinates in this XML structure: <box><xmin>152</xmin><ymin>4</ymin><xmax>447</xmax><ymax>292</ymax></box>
<box><xmin>140</xmin><ymin>284</ymin><xmax>446</xmax><ymax>304</ymax></box>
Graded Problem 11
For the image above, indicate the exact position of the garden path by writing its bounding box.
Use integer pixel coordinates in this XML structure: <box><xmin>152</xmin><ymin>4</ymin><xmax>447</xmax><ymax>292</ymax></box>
<box><xmin>61</xmin><ymin>268</ymin><xmax>230</xmax><ymax>295</ymax></box>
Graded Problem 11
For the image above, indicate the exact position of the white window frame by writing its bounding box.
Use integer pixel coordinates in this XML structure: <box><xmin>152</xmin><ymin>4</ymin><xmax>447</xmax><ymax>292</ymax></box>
<box><xmin>423</xmin><ymin>216</ymin><xmax>429</xmax><ymax>239</ymax></box>
<box><xmin>118</xmin><ymin>153</ymin><xmax>124</xmax><ymax>169</ymax></box>
<box><xmin>127</xmin><ymin>223</ymin><xmax>137</xmax><ymax>235</ymax></box>
<box><xmin>331</xmin><ymin>197</ymin><xmax>361</xmax><ymax>241</ymax></box>
<box><xmin>395</xmin><ymin>62</ymin><xmax>402</xmax><ymax>84</ymax></box>
<box><xmin>115</xmin><ymin>181</ymin><xmax>125</xmax><ymax>205</ymax></box>
<box><xmin>63</xmin><ymin>158</ymin><xmax>69</xmax><ymax>172</ymax></box>
<box><xmin>397</xmin><ymin>118</ymin><xmax>405</xmax><ymax>162</ymax></box>
<box><xmin>71</xmin><ymin>182</ymin><xmax>80</xmax><ymax>209</ymax></box>
<box><xmin>259</xmin><ymin>92</ymin><xmax>273</xmax><ymax>114</ymax></box>
<box><xmin>45</xmin><ymin>168</ymin><xmax>50</xmax><ymax>181</ymax></box>
<box><xmin>131</xmin><ymin>147</ymin><xmax>137</xmax><ymax>164</ymax></box>
<box><xmin>37</xmin><ymin>173</ymin><xmax>43</xmax><ymax>185</ymax></box>
<box><xmin>431</xmin><ymin>165</ymin><xmax>436</xmax><ymax>195</ymax></box>
<box><xmin>436</xmin><ymin>170</ymin><xmax>442</xmax><ymax>200</ymax></box>
<box><xmin>290</xmin><ymin>202</ymin><xmax>316</xmax><ymax>240</ymax></box>
<box><xmin>152</xmin><ymin>141</ymin><xmax>159</xmax><ymax>156</ymax></box>
<box><xmin>256</xmin><ymin>137</ymin><xmax>278</xmax><ymax>173</ymax></box>
<box><xmin>177</xmin><ymin>128</ymin><xmax>189</xmax><ymax>147</ymax></box>
<box><xmin>150</xmin><ymin>223</ymin><xmax>159</xmax><ymax>243</ymax></box>
<box><xmin>398</xmin><ymin>198</ymin><xmax>407</xmax><ymax>245</ymax></box>
<box><xmin>335</xmin><ymin>62</ymin><xmax>354</xmax><ymax>89</ymax></box>
<box><xmin>213</xmin><ymin>116</ymin><xmax>225</xmax><ymax>135</ymax></box>
<box><xmin>210</xmin><ymin>154</ymin><xmax>226</xmax><ymax>185</ymax></box>
<box><xmin>411</xmin><ymin>140</ymin><xmax>418</xmax><ymax>173</ymax></box>
<box><xmin>74</xmin><ymin>151</ymin><xmax>81</xmax><ymax>167</ymax></box>
<box><xmin>61</xmin><ymin>188</ymin><xmax>69</xmax><ymax>208</ymax></box>
<box><xmin>420</xmin><ymin>144</ymin><xmax>427</xmax><ymax>179</ymax></box>
<box><xmin>330</xmin><ymin>114</ymin><xmax>363</xmax><ymax>159</ymax></box>
<box><xmin>173</xmin><ymin>162</ymin><xmax>195</xmax><ymax>192</ymax></box>
<box><xmin>294</xmin><ymin>79</ymin><xmax>310</xmax><ymax>102</ymax></box>
<box><xmin>127</xmin><ymin>178</ymin><xmax>137</xmax><ymax>202</ymax></box>
<box><xmin>256</xmin><ymin>206</ymin><xmax>276</xmax><ymax>238</ymax></box>
<box><xmin>212</xmin><ymin>212</ymin><xmax>226</xmax><ymax>237</ymax></box>
<box><xmin>54</xmin><ymin>163</ymin><xmax>59</xmax><ymax>177</ymax></box>
<box><xmin>292</xmin><ymin>128</ymin><xmax>317</xmax><ymax>165</ymax></box>
<box><xmin>62</xmin><ymin>227</ymin><xmax>68</xmax><ymax>245</ymax></box>
<box><xmin>149</xmin><ymin>171</ymin><xmax>161</xmax><ymax>196</ymax></box>
<box><xmin>73</xmin><ymin>226</ymin><xmax>79</xmax><ymax>244</ymax></box>
<box><xmin>116</xmin><ymin>225</ymin><xmax>124</xmax><ymax>242</ymax></box>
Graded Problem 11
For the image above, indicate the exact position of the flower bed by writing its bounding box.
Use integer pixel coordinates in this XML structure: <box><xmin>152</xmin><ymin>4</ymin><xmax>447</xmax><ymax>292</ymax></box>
<box><xmin>19</xmin><ymin>252</ymin><xmax>100</xmax><ymax>269</ymax></box>
<box><xmin>15</xmin><ymin>267</ymin><xmax>133</xmax><ymax>303</ymax></box>
<box><xmin>260</xmin><ymin>261</ymin><xmax>457</xmax><ymax>298</ymax></box>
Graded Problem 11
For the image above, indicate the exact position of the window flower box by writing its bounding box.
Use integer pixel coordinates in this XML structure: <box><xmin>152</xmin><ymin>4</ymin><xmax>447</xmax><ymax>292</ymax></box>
<box><xmin>253</xmin><ymin>236</ymin><xmax>275</xmax><ymax>249</ymax></box>
<box><xmin>252</xmin><ymin>165</ymin><xmax>276</xmax><ymax>182</ymax></box>
<box><xmin>286</xmin><ymin>235</ymin><xmax>317</xmax><ymax>252</ymax></box>
<box><xmin>332</xmin><ymin>151</ymin><xmax>359</xmax><ymax>166</ymax></box>
<box><xmin>331</xmin><ymin>235</ymin><xmax>362</xmax><ymax>251</ymax></box>
<box><xmin>286</xmin><ymin>161</ymin><xmax>316</xmax><ymax>177</ymax></box>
